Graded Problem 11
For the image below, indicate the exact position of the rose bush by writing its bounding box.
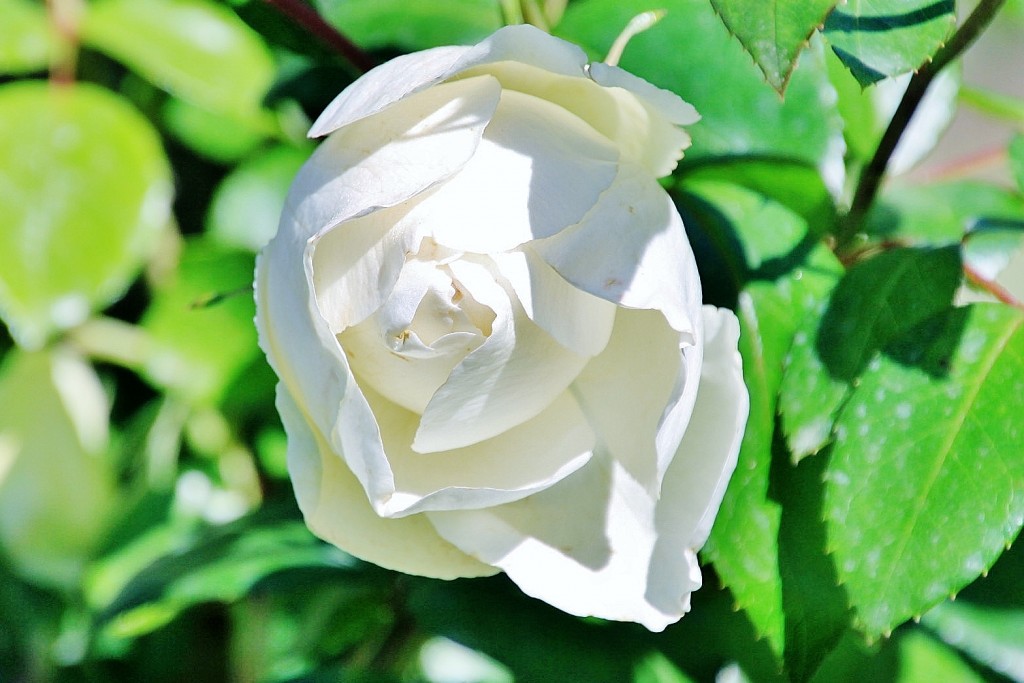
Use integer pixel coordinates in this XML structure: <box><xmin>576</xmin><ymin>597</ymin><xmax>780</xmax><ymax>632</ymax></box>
<box><xmin>255</xmin><ymin>24</ymin><xmax>748</xmax><ymax>630</ymax></box>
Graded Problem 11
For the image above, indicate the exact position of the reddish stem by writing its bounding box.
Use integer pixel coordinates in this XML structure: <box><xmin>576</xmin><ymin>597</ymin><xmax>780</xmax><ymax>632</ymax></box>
<box><xmin>262</xmin><ymin>0</ymin><xmax>376</xmax><ymax>73</ymax></box>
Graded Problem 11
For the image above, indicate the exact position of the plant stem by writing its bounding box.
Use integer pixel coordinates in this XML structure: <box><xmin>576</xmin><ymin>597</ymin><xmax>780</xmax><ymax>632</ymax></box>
<box><xmin>262</xmin><ymin>0</ymin><xmax>376</xmax><ymax>73</ymax></box>
<box><xmin>46</xmin><ymin>0</ymin><xmax>84</xmax><ymax>85</ymax></box>
<box><xmin>837</xmin><ymin>0</ymin><xmax>1009</xmax><ymax>251</ymax></box>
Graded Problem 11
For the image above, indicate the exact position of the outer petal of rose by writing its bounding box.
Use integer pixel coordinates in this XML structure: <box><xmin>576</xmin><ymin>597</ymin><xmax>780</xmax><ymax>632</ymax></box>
<box><xmin>277</xmin><ymin>384</ymin><xmax>497</xmax><ymax>579</ymax></box>
<box><xmin>414</xmin><ymin>89</ymin><xmax>618</xmax><ymax>254</ymax></box>
<box><xmin>646</xmin><ymin>306</ymin><xmax>747</xmax><ymax>613</ymax></box>
<box><xmin>428</xmin><ymin>451</ymin><xmax>682</xmax><ymax>630</ymax></box>
<box><xmin>426</xmin><ymin>307</ymin><xmax>746</xmax><ymax>630</ymax></box>
<box><xmin>531</xmin><ymin>163</ymin><xmax>702</xmax><ymax>335</ymax></box>
<box><xmin>569</xmin><ymin>308</ymin><xmax>701</xmax><ymax>489</ymax></box>
<box><xmin>309</xmin><ymin>24</ymin><xmax>589</xmax><ymax>138</ymax></box>
<box><xmin>413</xmin><ymin>260</ymin><xmax>590</xmax><ymax>452</ymax></box>
<box><xmin>491</xmin><ymin>248</ymin><xmax>616</xmax><ymax>356</ymax></box>
<box><xmin>362</xmin><ymin>387</ymin><xmax>594</xmax><ymax>518</ymax></box>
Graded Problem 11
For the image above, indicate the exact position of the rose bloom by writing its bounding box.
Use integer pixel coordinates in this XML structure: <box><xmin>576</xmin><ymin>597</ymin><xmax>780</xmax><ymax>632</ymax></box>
<box><xmin>256</xmin><ymin>25</ymin><xmax>748</xmax><ymax>630</ymax></box>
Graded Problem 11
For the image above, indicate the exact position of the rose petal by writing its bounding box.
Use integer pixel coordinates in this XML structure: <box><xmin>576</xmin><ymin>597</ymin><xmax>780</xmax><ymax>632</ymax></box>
<box><xmin>570</xmin><ymin>307</ymin><xmax>701</xmax><ymax>489</ymax></box>
<box><xmin>531</xmin><ymin>162</ymin><xmax>702</xmax><ymax>335</ymax></box>
<box><xmin>309</xmin><ymin>46</ymin><xmax>470</xmax><ymax>138</ymax></box>
<box><xmin>413</xmin><ymin>259</ymin><xmax>591</xmax><ymax>452</ymax></box>
<box><xmin>427</xmin><ymin>451</ymin><xmax>686</xmax><ymax>630</ymax></box>
<box><xmin>491</xmin><ymin>248</ymin><xmax>616</xmax><ymax>356</ymax></box>
<box><xmin>277</xmin><ymin>384</ymin><xmax>497</xmax><ymax>579</ymax></box>
<box><xmin>647</xmin><ymin>306</ymin><xmax>747</xmax><ymax>611</ymax></box>
<box><xmin>426</xmin><ymin>307</ymin><xmax>747</xmax><ymax>630</ymax></box>
<box><xmin>363</xmin><ymin>387</ymin><xmax>594</xmax><ymax>517</ymax></box>
<box><xmin>416</xmin><ymin>89</ymin><xmax>619</xmax><ymax>254</ymax></box>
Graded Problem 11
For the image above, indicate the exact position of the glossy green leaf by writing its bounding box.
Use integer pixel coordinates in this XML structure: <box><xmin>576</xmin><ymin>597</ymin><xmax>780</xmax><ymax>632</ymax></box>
<box><xmin>866</xmin><ymin>181</ymin><xmax>1024</xmax><ymax>246</ymax></box>
<box><xmin>825</xmin><ymin>304</ymin><xmax>1024</xmax><ymax>636</ymax></box>
<box><xmin>316</xmin><ymin>0</ymin><xmax>503</xmax><ymax>50</ymax></box>
<box><xmin>206</xmin><ymin>145</ymin><xmax>311</xmax><ymax>252</ymax></box>
<box><xmin>684</xmin><ymin>181</ymin><xmax>842</xmax><ymax>659</ymax></box>
<box><xmin>896</xmin><ymin>631</ymin><xmax>984</xmax><ymax>683</ymax></box>
<box><xmin>0</xmin><ymin>81</ymin><xmax>172</xmax><ymax>349</ymax></box>
<box><xmin>823</xmin><ymin>0</ymin><xmax>956</xmax><ymax>86</ymax></box>
<box><xmin>779</xmin><ymin>247</ymin><xmax>963</xmax><ymax>460</ymax></box>
<box><xmin>0</xmin><ymin>0</ymin><xmax>55</xmax><ymax>74</ymax></box>
<box><xmin>82</xmin><ymin>0</ymin><xmax>274</xmax><ymax>116</ymax></box>
<box><xmin>141</xmin><ymin>239</ymin><xmax>258</xmax><ymax>404</ymax></box>
<box><xmin>924</xmin><ymin>601</ymin><xmax>1024</xmax><ymax>680</ymax></box>
<box><xmin>556</xmin><ymin>0</ymin><xmax>845</xmax><ymax>191</ymax></box>
<box><xmin>0</xmin><ymin>348</ymin><xmax>115</xmax><ymax>588</ymax></box>
<box><xmin>709</xmin><ymin>0</ymin><xmax>837</xmax><ymax>93</ymax></box>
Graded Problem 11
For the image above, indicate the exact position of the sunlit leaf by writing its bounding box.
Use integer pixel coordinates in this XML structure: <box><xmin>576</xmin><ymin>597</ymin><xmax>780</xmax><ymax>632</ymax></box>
<box><xmin>896</xmin><ymin>631</ymin><xmax>984</xmax><ymax>683</ymax></box>
<box><xmin>206</xmin><ymin>145</ymin><xmax>311</xmax><ymax>252</ymax></box>
<box><xmin>82</xmin><ymin>0</ymin><xmax>274</xmax><ymax>116</ymax></box>
<box><xmin>141</xmin><ymin>239</ymin><xmax>259</xmax><ymax>404</ymax></box>
<box><xmin>779</xmin><ymin>247</ymin><xmax>962</xmax><ymax>460</ymax></box>
<box><xmin>825</xmin><ymin>304</ymin><xmax>1024</xmax><ymax>636</ymax></box>
<box><xmin>0</xmin><ymin>0</ymin><xmax>55</xmax><ymax>74</ymax></box>
<box><xmin>0</xmin><ymin>81</ymin><xmax>172</xmax><ymax>348</ymax></box>
<box><xmin>709</xmin><ymin>0</ymin><xmax>837</xmax><ymax>93</ymax></box>
<box><xmin>0</xmin><ymin>348</ymin><xmax>115</xmax><ymax>588</ymax></box>
<box><xmin>924</xmin><ymin>601</ymin><xmax>1024</xmax><ymax>681</ymax></box>
<box><xmin>823</xmin><ymin>0</ymin><xmax>956</xmax><ymax>86</ymax></box>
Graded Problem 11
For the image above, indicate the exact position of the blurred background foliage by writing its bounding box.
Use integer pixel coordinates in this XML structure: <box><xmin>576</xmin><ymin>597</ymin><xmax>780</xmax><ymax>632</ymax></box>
<box><xmin>2</xmin><ymin>0</ymin><xmax>1024</xmax><ymax>681</ymax></box>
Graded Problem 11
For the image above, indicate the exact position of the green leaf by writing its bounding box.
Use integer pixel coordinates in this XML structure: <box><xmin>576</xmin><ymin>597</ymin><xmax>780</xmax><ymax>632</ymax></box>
<box><xmin>825</xmin><ymin>304</ymin><xmax>1024</xmax><ymax>636</ymax></box>
<box><xmin>961</xmin><ymin>221</ymin><xmax>1024</xmax><ymax>307</ymax></box>
<box><xmin>140</xmin><ymin>239</ymin><xmax>259</xmax><ymax>404</ymax></box>
<box><xmin>896</xmin><ymin>630</ymin><xmax>984</xmax><ymax>683</ymax></box>
<box><xmin>100</xmin><ymin>510</ymin><xmax>355</xmax><ymax>639</ymax></box>
<box><xmin>823</xmin><ymin>0</ymin><xmax>956</xmax><ymax>86</ymax></box>
<box><xmin>82</xmin><ymin>0</ymin><xmax>274</xmax><ymax>117</ymax></box>
<box><xmin>924</xmin><ymin>601</ymin><xmax>1024</xmax><ymax>679</ymax></box>
<box><xmin>0</xmin><ymin>0</ymin><xmax>56</xmax><ymax>74</ymax></box>
<box><xmin>161</xmin><ymin>97</ymin><xmax>274</xmax><ymax>165</ymax></box>
<box><xmin>709</xmin><ymin>0</ymin><xmax>838</xmax><ymax>93</ymax></box>
<box><xmin>866</xmin><ymin>181</ymin><xmax>1024</xmax><ymax>246</ymax></box>
<box><xmin>683</xmin><ymin>181</ymin><xmax>842</xmax><ymax>660</ymax></box>
<box><xmin>0</xmin><ymin>348</ymin><xmax>115</xmax><ymax>588</ymax></box>
<box><xmin>556</xmin><ymin>0</ymin><xmax>845</xmax><ymax>190</ymax></box>
<box><xmin>315</xmin><ymin>0</ymin><xmax>503</xmax><ymax>50</ymax></box>
<box><xmin>206</xmin><ymin>145</ymin><xmax>311</xmax><ymax>252</ymax></box>
<box><xmin>0</xmin><ymin>81</ymin><xmax>172</xmax><ymax>349</ymax></box>
<box><xmin>779</xmin><ymin>247</ymin><xmax>963</xmax><ymax>460</ymax></box>
<box><xmin>1010</xmin><ymin>133</ymin><xmax>1024</xmax><ymax>194</ymax></box>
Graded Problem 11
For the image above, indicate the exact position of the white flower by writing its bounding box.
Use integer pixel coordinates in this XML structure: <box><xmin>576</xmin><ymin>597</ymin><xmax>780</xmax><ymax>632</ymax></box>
<box><xmin>255</xmin><ymin>24</ymin><xmax>748</xmax><ymax>631</ymax></box>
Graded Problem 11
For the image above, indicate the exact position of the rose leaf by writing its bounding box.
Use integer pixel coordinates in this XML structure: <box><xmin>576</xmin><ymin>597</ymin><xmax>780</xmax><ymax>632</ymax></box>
<box><xmin>824</xmin><ymin>303</ymin><xmax>1024</xmax><ymax>637</ymax></box>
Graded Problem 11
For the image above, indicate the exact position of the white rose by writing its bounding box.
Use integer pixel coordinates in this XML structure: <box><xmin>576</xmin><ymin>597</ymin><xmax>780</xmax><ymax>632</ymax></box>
<box><xmin>256</xmin><ymin>25</ymin><xmax>748</xmax><ymax>631</ymax></box>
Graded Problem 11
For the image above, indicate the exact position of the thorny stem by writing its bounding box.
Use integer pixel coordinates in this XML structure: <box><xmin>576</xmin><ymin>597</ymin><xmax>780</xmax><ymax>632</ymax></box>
<box><xmin>262</xmin><ymin>0</ymin><xmax>376</xmax><ymax>73</ymax></box>
<box><xmin>837</xmin><ymin>0</ymin><xmax>1010</xmax><ymax>252</ymax></box>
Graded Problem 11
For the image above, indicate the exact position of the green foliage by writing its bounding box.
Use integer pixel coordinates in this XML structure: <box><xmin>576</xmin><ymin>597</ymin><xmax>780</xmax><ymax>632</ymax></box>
<box><xmin>709</xmin><ymin>0</ymin><xmax>837</xmax><ymax>93</ymax></box>
<box><xmin>2</xmin><ymin>0</ymin><xmax>1024</xmax><ymax>680</ymax></box>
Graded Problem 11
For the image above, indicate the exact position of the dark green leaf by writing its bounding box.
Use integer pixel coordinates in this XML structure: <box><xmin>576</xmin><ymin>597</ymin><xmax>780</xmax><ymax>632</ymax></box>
<box><xmin>823</xmin><ymin>0</ymin><xmax>956</xmax><ymax>86</ymax></box>
<box><xmin>82</xmin><ymin>0</ymin><xmax>274</xmax><ymax>116</ymax></box>
<box><xmin>779</xmin><ymin>247</ymin><xmax>962</xmax><ymax>460</ymax></box>
<box><xmin>0</xmin><ymin>81</ymin><xmax>172</xmax><ymax>348</ymax></box>
<box><xmin>825</xmin><ymin>304</ymin><xmax>1024</xmax><ymax>636</ymax></box>
<box><xmin>315</xmin><ymin>0</ymin><xmax>503</xmax><ymax>50</ymax></box>
<box><xmin>709</xmin><ymin>0</ymin><xmax>838</xmax><ymax>93</ymax></box>
<box><xmin>556</xmin><ymin>0</ymin><xmax>845</xmax><ymax>187</ymax></box>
